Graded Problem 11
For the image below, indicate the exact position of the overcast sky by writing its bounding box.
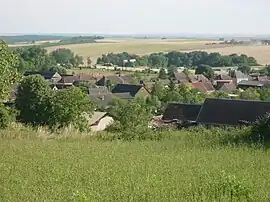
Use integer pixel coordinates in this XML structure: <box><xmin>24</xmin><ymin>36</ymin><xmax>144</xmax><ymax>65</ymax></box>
<box><xmin>1</xmin><ymin>0</ymin><xmax>269</xmax><ymax>35</ymax></box>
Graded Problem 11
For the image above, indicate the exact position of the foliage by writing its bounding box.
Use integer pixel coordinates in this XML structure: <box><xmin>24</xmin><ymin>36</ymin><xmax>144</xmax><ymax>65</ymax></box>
<box><xmin>259</xmin><ymin>88</ymin><xmax>270</xmax><ymax>101</ymax></box>
<box><xmin>240</xmin><ymin>88</ymin><xmax>261</xmax><ymax>100</ymax></box>
<box><xmin>158</xmin><ymin>68</ymin><xmax>167</xmax><ymax>79</ymax></box>
<box><xmin>0</xmin><ymin>105</ymin><xmax>13</xmax><ymax>129</ymax></box>
<box><xmin>97</xmin><ymin>51</ymin><xmax>259</xmax><ymax>68</ymax></box>
<box><xmin>108</xmin><ymin>98</ymin><xmax>152</xmax><ymax>139</ymax></box>
<box><xmin>50</xmin><ymin>87</ymin><xmax>95</xmax><ymax>131</ymax></box>
<box><xmin>51</xmin><ymin>48</ymin><xmax>82</xmax><ymax>67</ymax></box>
<box><xmin>148</xmin><ymin>52</ymin><xmax>168</xmax><ymax>67</ymax></box>
<box><xmin>86</xmin><ymin>57</ymin><xmax>92</xmax><ymax>67</ymax></box>
<box><xmin>15</xmin><ymin>75</ymin><xmax>53</xmax><ymax>125</ymax></box>
<box><xmin>195</xmin><ymin>64</ymin><xmax>214</xmax><ymax>79</ymax></box>
<box><xmin>0</xmin><ymin>41</ymin><xmax>20</xmax><ymax>101</ymax></box>
<box><xmin>13</xmin><ymin>46</ymin><xmax>55</xmax><ymax>72</ymax></box>
<box><xmin>73</xmin><ymin>81</ymin><xmax>95</xmax><ymax>94</ymax></box>
<box><xmin>252</xmin><ymin>112</ymin><xmax>270</xmax><ymax>141</ymax></box>
<box><xmin>238</xmin><ymin>63</ymin><xmax>251</xmax><ymax>74</ymax></box>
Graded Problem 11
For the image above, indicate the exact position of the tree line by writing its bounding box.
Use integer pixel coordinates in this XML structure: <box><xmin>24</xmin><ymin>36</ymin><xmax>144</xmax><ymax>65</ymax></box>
<box><xmin>97</xmin><ymin>51</ymin><xmax>259</xmax><ymax>68</ymax></box>
<box><xmin>12</xmin><ymin>46</ymin><xmax>85</xmax><ymax>73</ymax></box>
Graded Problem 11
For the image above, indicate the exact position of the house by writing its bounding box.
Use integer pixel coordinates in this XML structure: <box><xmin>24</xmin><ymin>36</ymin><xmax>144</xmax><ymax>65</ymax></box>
<box><xmin>111</xmin><ymin>84</ymin><xmax>150</xmax><ymax>98</ymax></box>
<box><xmin>196</xmin><ymin>98</ymin><xmax>270</xmax><ymax>126</ymax></box>
<box><xmin>58</xmin><ymin>75</ymin><xmax>79</xmax><ymax>85</ymax></box>
<box><xmin>89</xmin><ymin>93</ymin><xmax>114</xmax><ymax>108</ymax></box>
<box><xmin>96</xmin><ymin>75</ymin><xmax>134</xmax><ymax>86</ymax></box>
<box><xmin>191</xmin><ymin>82</ymin><xmax>215</xmax><ymax>93</ymax></box>
<box><xmin>24</xmin><ymin>71</ymin><xmax>62</xmax><ymax>83</ymax></box>
<box><xmin>172</xmin><ymin>72</ymin><xmax>190</xmax><ymax>83</ymax></box>
<box><xmin>88</xmin><ymin>112</ymin><xmax>114</xmax><ymax>131</ymax></box>
<box><xmin>232</xmin><ymin>71</ymin><xmax>249</xmax><ymax>84</ymax></box>
<box><xmin>162</xmin><ymin>103</ymin><xmax>202</xmax><ymax>123</ymax></box>
<box><xmin>89</xmin><ymin>86</ymin><xmax>110</xmax><ymax>95</ymax></box>
<box><xmin>192</xmin><ymin>82</ymin><xmax>208</xmax><ymax>93</ymax></box>
<box><xmin>203</xmin><ymin>82</ymin><xmax>215</xmax><ymax>93</ymax></box>
<box><xmin>76</xmin><ymin>74</ymin><xmax>100</xmax><ymax>84</ymax></box>
<box><xmin>237</xmin><ymin>80</ymin><xmax>265</xmax><ymax>90</ymax></box>
<box><xmin>217</xmin><ymin>82</ymin><xmax>237</xmax><ymax>93</ymax></box>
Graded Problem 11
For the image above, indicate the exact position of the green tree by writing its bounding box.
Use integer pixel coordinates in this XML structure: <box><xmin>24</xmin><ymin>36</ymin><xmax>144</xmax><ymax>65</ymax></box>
<box><xmin>50</xmin><ymin>87</ymin><xmax>95</xmax><ymax>131</ymax></box>
<box><xmin>71</xmin><ymin>55</ymin><xmax>84</xmax><ymax>67</ymax></box>
<box><xmin>238</xmin><ymin>64</ymin><xmax>251</xmax><ymax>74</ymax></box>
<box><xmin>108</xmin><ymin>98</ymin><xmax>152</xmax><ymax>138</ymax></box>
<box><xmin>195</xmin><ymin>64</ymin><xmax>214</xmax><ymax>79</ymax></box>
<box><xmin>158</xmin><ymin>68</ymin><xmax>167</xmax><ymax>79</ymax></box>
<box><xmin>50</xmin><ymin>48</ymin><xmax>74</xmax><ymax>67</ymax></box>
<box><xmin>14</xmin><ymin>46</ymin><xmax>55</xmax><ymax>72</ymax></box>
<box><xmin>0</xmin><ymin>41</ymin><xmax>20</xmax><ymax>101</ymax></box>
<box><xmin>87</xmin><ymin>57</ymin><xmax>92</xmax><ymax>67</ymax></box>
<box><xmin>259</xmin><ymin>88</ymin><xmax>270</xmax><ymax>101</ymax></box>
<box><xmin>252</xmin><ymin>112</ymin><xmax>270</xmax><ymax>141</ymax></box>
<box><xmin>240</xmin><ymin>88</ymin><xmax>260</xmax><ymax>100</ymax></box>
<box><xmin>15</xmin><ymin>75</ymin><xmax>53</xmax><ymax>125</ymax></box>
<box><xmin>74</xmin><ymin>81</ymin><xmax>95</xmax><ymax>94</ymax></box>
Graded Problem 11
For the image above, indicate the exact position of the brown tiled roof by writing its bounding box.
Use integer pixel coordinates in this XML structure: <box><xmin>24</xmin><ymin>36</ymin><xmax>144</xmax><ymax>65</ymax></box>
<box><xmin>218</xmin><ymin>82</ymin><xmax>236</xmax><ymax>93</ymax></box>
<box><xmin>203</xmin><ymin>82</ymin><xmax>215</xmax><ymax>91</ymax></box>
<box><xmin>59</xmin><ymin>75</ymin><xmax>79</xmax><ymax>84</ymax></box>
<box><xmin>173</xmin><ymin>72</ymin><xmax>189</xmax><ymax>83</ymax></box>
<box><xmin>192</xmin><ymin>82</ymin><xmax>207</xmax><ymax>93</ymax></box>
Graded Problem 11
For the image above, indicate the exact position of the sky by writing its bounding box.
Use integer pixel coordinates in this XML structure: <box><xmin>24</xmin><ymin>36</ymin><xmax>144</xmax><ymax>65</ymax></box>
<box><xmin>1</xmin><ymin>0</ymin><xmax>270</xmax><ymax>35</ymax></box>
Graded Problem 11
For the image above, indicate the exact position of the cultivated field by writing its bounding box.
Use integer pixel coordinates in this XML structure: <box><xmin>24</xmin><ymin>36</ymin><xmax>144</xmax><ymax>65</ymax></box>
<box><xmin>46</xmin><ymin>38</ymin><xmax>224</xmax><ymax>63</ymax></box>
<box><xmin>45</xmin><ymin>38</ymin><xmax>270</xmax><ymax>65</ymax></box>
<box><xmin>0</xmin><ymin>127</ymin><xmax>270</xmax><ymax>201</ymax></box>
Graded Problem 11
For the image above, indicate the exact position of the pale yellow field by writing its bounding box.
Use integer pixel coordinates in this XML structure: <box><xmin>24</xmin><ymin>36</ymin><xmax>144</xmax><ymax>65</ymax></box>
<box><xmin>43</xmin><ymin>38</ymin><xmax>270</xmax><ymax>65</ymax></box>
<box><xmin>46</xmin><ymin>38</ymin><xmax>223</xmax><ymax>63</ymax></box>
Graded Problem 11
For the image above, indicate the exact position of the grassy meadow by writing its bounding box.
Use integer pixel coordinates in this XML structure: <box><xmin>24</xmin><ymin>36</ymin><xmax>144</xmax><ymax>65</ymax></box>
<box><xmin>0</xmin><ymin>126</ymin><xmax>270</xmax><ymax>201</ymax></box>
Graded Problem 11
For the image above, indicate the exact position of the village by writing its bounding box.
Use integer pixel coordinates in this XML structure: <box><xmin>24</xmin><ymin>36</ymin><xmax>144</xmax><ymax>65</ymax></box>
<box><xmin>12</xmin><ymin>62</ymin><xmax>270</xmax><ymax>132</ymax></box>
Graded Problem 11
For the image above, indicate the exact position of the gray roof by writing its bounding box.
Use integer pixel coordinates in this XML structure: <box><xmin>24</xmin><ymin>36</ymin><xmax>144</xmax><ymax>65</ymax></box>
<box><xmin>162</xmin><ymin>103</ymin><xmax>202</xmax><ymax>122</ymax></box>
<box><xmin>112</xmin><ymin>84</ymin><xmax>145</xmax><ymax>97</ymax></box>
<box><xmin>89</xmin><ymin>112</ymin><xmax>107</xmax><ymax>125</ymax></box>
<box><xmin>234</xmin><ymin>71</ymin><xmax>249</xmax><ymax>79</ymax></box>
<box><xmin>197</xmin><ymin>98</ymin><xmax>270</xmax><ymax>126</ymax></box>
<box><xmin>89</xmin><ymin>87</ymin><xmax>110</xmax><ymax>95</ymax></box>
<box><xmin>238</xmin><ymin>80</ymin><xmax>264</xmax><ymax>87</ymax></box>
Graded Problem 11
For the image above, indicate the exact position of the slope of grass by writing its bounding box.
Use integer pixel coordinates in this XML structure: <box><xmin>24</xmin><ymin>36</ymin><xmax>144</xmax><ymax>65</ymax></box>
<box><xmin>0</xmin><ymin>127</ymin><xmax>269</xmax><ymax>201</ymax></box>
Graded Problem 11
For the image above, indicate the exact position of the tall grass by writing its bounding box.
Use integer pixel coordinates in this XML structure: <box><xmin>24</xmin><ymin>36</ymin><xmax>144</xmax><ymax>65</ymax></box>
<box><xmin>0</xmin><ymin>125</ymin><xmax>269</xmax><ymax>201</ymax></box>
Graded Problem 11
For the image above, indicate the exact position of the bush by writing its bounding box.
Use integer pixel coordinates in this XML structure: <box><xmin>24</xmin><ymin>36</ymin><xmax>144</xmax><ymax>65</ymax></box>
<box><xmin>0</xmin><ymin>105</ymin><xmax>12</xmax><ymax>129</ymax></box>
<box><xmin>251</xmin><ymin>112</ymin><xmax>270</xmax><ymax>142</ymax></box>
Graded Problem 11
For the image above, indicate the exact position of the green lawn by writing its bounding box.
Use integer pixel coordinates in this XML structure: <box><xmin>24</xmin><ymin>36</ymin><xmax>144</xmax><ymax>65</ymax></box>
<box><xmin>0</xmin><ymin>128</ymin><xmax>269</xmax><ymax>201</ymax></box>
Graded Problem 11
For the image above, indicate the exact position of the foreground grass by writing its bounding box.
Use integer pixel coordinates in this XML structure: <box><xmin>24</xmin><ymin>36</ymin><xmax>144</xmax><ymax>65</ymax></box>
<box><xmin>0</xmin><ymin>127</ymin><xmax>269</xmax><ymax>201</ymax></box>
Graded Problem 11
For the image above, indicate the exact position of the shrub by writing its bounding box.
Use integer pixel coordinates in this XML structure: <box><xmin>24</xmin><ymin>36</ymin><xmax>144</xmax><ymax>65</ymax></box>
<box><xmin>0</xmin><ymin>105</ymin><xmax>12</xmax><ymax>129</ymax></box>
<box><xmin>15</xmin><ymin>75</ymin><xmax>53</xmax><ymax>125</ymax></box>
<box><xmin>107</xmin><ymin>98</ymin><xmax>153</xmax><ymax>140</ymax></box>
<box><xmin>251</xmin><ymin>112</ymin><xmax>270</xmax><ymax>142</ymax></box>
<box><xmin>49</xmin><ymin>87</ymin><xmax>95</xmax><ymax>132</ymax></box>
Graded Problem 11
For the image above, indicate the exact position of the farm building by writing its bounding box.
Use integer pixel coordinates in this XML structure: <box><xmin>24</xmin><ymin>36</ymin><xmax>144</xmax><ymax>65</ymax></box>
<box><xmin>196</xmin><ymin>98</ymin><xmax>270</xmax><ymax>126</ymax></box>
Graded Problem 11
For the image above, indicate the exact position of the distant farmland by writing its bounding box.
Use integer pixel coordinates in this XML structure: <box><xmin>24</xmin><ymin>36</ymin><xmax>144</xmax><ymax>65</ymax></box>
<box><xmin>45</xmin><ymin>38</ymin><xmax>270</xmax><ymax>65</ymax></box>
<box><xmin>46</xmin><ymin>38</ymin><xmax>224</xmax><ymax>63</ymax></box>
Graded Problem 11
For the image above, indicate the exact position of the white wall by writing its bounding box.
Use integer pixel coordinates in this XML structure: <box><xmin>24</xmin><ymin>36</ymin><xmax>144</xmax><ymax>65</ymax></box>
<box><xmin>91</xmin><ymin>116</ymin><xmax>114</xmax><ymax>132</ymax></box>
